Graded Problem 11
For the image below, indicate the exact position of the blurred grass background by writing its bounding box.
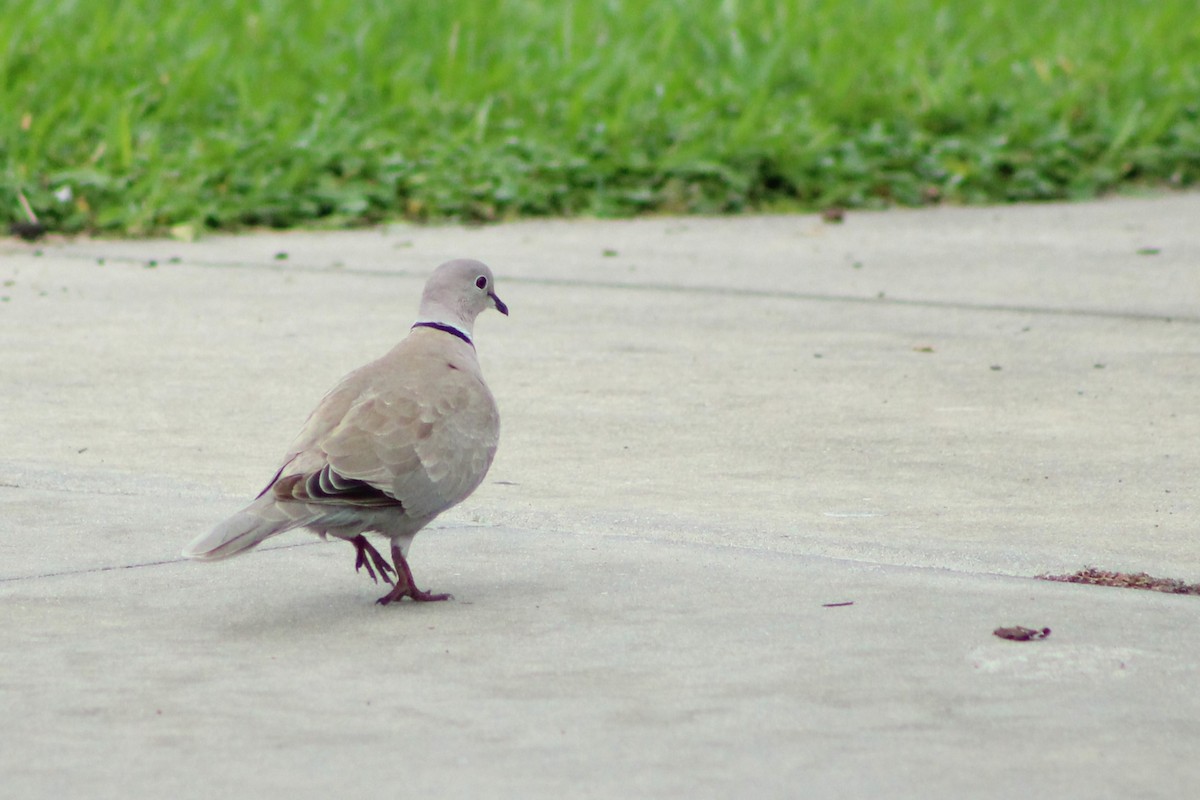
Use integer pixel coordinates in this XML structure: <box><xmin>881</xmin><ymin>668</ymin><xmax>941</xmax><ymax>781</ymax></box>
<box><xmin>2</xmin><ymin>0</ymin><xmax>1198</xmax><ymax>235</ymax></box>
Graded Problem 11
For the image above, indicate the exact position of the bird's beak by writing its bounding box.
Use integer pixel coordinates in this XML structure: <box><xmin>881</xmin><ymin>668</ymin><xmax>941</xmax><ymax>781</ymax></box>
<box><xmin>489</xmin><ymin>291</ymin><xmax>509</xmax><ymax>316</ymax></box>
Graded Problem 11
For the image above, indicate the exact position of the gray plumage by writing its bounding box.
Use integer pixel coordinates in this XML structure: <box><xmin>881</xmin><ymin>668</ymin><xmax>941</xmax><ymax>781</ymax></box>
<box><xmin>182</xmin><ymin>258</ymin><xmax>508</xmax><ymax>604</ymax></box>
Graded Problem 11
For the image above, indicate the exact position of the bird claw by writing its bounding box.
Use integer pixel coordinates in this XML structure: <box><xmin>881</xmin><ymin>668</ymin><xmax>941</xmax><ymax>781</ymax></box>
<box><xmin>350</xmin><ymin>535</ymin><xmax>396</xmax><ymax>586</ymax></box>
<box><xmin>411</xmin><ymin>589</ymin><xmax>454</xmax><ymax>602</ymax></box>
<box><xmin>375</xmin><ymin>586</ymin><xmax>453</xmax><ymax>605</ymax></box>
<box><xmin>375</xmin><ymin>543</ymin><xmax>452</xmax><ymax>605</ymax></box>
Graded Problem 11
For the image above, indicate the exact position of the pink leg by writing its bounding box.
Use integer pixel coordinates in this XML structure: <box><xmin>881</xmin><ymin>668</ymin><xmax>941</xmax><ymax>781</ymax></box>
<box><xmin>351</xmin><ymin>535</ymin><xmax>396</xmax><ymax>585</ymax></box>
<box><xmin>375</xmin><ymin>543</ymin><xmax>453</xmax><ymax>605</ymax></box>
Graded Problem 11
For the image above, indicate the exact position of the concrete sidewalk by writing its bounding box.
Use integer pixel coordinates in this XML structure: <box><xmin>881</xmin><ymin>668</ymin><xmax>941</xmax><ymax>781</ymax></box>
<box><xmin>2</xmin><ymin>194</ymin><xmax>1198</xmax><ymax>798</ymax></box>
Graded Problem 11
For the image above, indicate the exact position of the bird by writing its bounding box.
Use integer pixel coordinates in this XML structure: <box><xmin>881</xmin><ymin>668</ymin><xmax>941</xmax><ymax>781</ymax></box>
<box><xmin>182</xmin><ymin>258</ymin><xmax>508</xmax><ymax>605</ymax></box>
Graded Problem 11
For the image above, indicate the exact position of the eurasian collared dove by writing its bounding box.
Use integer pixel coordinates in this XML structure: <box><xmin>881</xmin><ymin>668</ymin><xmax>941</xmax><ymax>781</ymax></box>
<box><xmin>182</xmin><ymin>258</ymin><xmax>508</xmax><ymax>605</ymax></box>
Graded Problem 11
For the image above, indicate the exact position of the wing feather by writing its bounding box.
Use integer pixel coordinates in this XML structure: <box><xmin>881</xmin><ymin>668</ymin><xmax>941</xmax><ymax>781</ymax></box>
<box><xmin>261</xmin><ymin>341</ymin><xmax>499</xmax><ymax>521</ymax></box>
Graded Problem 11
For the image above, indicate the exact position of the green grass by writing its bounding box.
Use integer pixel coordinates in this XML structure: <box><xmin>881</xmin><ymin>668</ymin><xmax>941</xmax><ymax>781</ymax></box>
<box><xmin>2</xmin><ymin>0</ymin><xmax>1198</xmax><ymax>235</ymax></box>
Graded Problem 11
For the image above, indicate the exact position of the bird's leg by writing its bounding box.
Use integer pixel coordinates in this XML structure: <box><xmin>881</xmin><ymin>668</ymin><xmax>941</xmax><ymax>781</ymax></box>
<box><xmin>350</xmin><ymin>535</ymin><xmax>396</xmax><ymax>585</ymax></box>
<box><xmin>376</xmin><ymin>543</ymin><xmax>453</xmax><ymax>605</ymax></box>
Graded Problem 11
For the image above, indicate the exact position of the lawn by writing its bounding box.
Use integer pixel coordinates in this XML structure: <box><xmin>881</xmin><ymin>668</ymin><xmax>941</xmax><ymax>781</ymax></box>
<box><xmin>2</xmin><ymin>0</ymin><xmax>1198</xmax><ymax>235</ymax></box>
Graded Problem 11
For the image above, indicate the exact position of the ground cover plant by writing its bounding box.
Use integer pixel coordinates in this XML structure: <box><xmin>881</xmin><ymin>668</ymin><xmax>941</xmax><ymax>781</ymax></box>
<box><xmin>2</xmin><ymin>0</ymin><xmax>1198</xmax><ymax>235</ymax></box>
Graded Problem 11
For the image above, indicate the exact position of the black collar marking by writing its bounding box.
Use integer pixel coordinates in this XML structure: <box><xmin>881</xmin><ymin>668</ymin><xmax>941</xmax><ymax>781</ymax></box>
<box><xmin>412</xmin><ymin>321</ymin><xmax>473</xmax><ymax>348</ymax></box>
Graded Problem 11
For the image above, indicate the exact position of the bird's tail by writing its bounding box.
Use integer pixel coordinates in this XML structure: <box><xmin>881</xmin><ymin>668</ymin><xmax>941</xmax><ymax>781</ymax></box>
<box><xmin>181</xmin><ymin>495</ymin><xmax>298</xmax><ymax>561</ymax></box>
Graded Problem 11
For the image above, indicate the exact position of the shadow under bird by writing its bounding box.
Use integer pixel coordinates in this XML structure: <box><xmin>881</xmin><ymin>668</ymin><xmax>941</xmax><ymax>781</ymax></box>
<box><xmin>182</xmin><ymin>258</ymin><xmax>508</xmax><ymax>604</ymax></box>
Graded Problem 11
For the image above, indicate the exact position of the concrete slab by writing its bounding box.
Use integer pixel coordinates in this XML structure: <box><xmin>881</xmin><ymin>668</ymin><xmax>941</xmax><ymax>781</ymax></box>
<box><xmin>2</xmin><ymin>193</ymin><xmax>1198</xmax><ymax>798</ymax></box>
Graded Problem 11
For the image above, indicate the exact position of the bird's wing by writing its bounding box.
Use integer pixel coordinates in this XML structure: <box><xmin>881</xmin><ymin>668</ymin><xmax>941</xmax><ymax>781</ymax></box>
<box><xmin>269</xmin><ymin>345</ymin><xmax>499</xmax><ymax>520</ymax></box>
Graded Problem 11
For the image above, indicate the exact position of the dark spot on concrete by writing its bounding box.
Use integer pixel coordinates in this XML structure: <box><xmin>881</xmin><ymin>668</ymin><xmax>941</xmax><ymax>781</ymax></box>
<box><xmin>994</xmin><ymin>626</ymin><xmax>1051</xmax><ymax>641</ymax></box>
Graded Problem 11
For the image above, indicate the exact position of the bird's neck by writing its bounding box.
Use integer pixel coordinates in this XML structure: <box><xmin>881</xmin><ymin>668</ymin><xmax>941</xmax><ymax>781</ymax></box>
<box><xmin>411</xmin><ymin>320</ymin><xmax>473</xmax><ymax>347</ymax></box>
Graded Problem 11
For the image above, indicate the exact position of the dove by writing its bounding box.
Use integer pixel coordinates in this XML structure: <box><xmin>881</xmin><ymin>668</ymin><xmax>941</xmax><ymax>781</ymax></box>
<box><xmin>182</xmin><ymin>258</ymin><xmax>508</xmax><ymax>605</ymax></box>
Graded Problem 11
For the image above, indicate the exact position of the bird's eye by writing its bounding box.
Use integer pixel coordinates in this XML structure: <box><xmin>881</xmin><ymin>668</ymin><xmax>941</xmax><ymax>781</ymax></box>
<box><xmin>475</xmin><ymin>276</ymin><xmax>488</xmax><ymax>289</ymax></box>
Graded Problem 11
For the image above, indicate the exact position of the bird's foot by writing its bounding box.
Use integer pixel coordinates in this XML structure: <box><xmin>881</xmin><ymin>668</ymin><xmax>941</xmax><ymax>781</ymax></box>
<box><xmin>409</xmin><ymin>587</ymin><xmax>455</xmax><ymax>602</ymax></box>
<box><xmin>375</xmin><ymin>584</ymin><xmax>454</xmax><ymax>605</ymax></box>
<box><xmin>375</xmin><ymin>543</ymin><xmax>453</xmax><ymax>605</ymax></box>
<box><xmin>351</xmin><ymin>535</ymin><xmax>396</xmax><ymax>585</ymax></box>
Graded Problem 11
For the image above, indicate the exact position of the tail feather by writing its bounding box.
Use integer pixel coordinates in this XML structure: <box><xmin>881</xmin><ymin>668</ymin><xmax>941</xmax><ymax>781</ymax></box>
<box><xmin>182</xmin><ymin>496</ymin><xmax>297</xmax><ymax>561</ymax></box>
